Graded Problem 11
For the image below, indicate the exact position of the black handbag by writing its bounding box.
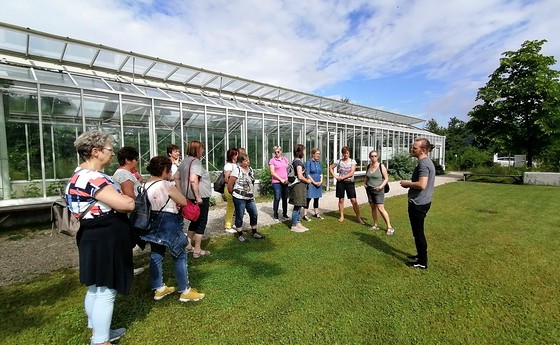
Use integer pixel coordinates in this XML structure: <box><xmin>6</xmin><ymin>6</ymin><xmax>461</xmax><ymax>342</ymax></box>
<box><xmin>380</xmin><ymin>164</ymin><xmax>390</xmax><ymax>193</ymax></box>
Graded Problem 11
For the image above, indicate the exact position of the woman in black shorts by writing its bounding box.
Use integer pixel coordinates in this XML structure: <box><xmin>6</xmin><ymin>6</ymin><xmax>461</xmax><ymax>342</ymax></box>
<box><xmin>329</xmin><ymin>146</ymin><xmax>365</xmax><ymax>224</ymax></box>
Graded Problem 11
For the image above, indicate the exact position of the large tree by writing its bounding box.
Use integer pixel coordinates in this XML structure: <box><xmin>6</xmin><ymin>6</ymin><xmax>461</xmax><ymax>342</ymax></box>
<box><xmin>446</xmin><ymin>117</ymin><xmax>471</xmax><ymax>156</ymax></box>
<box><xmin>468</xmin><ymin>40</ymin><xmax>560</xmax><ymax>167</ymax></box>
<box><xmin>425</xmin><ymin>118</ymin><xmax>446</xmax><ymax>136</ymax></box>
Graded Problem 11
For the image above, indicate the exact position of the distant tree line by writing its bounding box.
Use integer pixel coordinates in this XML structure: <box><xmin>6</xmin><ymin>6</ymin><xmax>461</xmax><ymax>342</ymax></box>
<box><xmin>426</xmin><ymin>40</ymin><xmax>560</xmax><ymax>171</ymax></box>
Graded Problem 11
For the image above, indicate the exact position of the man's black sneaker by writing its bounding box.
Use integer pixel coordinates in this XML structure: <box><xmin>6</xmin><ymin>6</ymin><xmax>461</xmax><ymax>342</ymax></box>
<box><xmin>405</xmin><ymin>261</ymin><xmax>427</xmax><ymax>270</ymax></box>
<box><xmin>407</xmin><ymin>254</ymin><xmax>418</xmax><ymax>260</ymax></box>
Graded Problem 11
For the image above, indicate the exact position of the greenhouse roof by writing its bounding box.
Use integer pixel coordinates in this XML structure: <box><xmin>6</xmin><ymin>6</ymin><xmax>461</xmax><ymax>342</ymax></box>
<box><xmin>0</xmin><ymin>21</ymin><xmax>425</xmax><ymax>126</ymax></box>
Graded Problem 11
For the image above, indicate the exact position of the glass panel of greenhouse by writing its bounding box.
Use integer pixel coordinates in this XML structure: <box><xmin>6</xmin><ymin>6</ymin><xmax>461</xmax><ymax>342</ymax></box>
<box><xmin>0</xmin><ymin>22</ymin><xmax>444</xmax><ymax>200</ymax></box>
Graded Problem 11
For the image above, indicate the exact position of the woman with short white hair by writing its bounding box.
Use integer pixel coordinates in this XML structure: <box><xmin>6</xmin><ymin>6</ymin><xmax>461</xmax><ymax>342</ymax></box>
<box><xmin>66</xmin><ymin>130</ymin><xmax>135</xmax><ymax>345</ymax></box>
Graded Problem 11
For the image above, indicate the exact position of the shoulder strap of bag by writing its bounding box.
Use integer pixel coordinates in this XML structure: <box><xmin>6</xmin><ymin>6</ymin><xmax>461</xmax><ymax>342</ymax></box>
<box><xmin>143</xmin><ymin>179</ymin><xmax>162</xmax><ymax>191</ymax></box>
<box><xmin>142</xmin><ymin>180</ymin><xmax>167</xmax><ymax>212</ymax></box>
<box><xmin>77</xmin><ymin>200</ymin><xmax>97</xmax><ymax>220</ymax></box>
<box><xmin>156</xmin><ymin>196</ymin><xmax>171</xmax><ymax>212</ymax></box>
<box><xmin>186</xmin><ymin>158</ymin><xmax>196</xmax><ymax>199</ymax></box>
<box><xmin>64</xmin><ymin>173</ymin><xmax>97</xmax><ymax>220</ymax></box>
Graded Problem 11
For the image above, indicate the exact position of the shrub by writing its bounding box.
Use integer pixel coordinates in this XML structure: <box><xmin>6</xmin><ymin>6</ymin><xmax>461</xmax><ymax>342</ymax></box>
<box><xmin>46</xmin><ymin>180</ymin><xmax>67</xmax><ymax>196</ymax></box>
<box><xmin>388</xmin><ymin>153</ymin><xmax>416</xmax><ymax>180</ymax></box>
<box><xmin>22</xmin><ymin>181</ymin><xmax>41</xmax><ymax>197</ymax></box>
<box><xmin>457</xmin><ymin>147</ymin><xmax>493</xmax><ymax>170</ymax></box>
<box><xmin>257</xmin><ymin>167</ymin><xmax>273</xmax><ymax>196</ymax></box>
<box><xmin>433</xmin><ymin>159</ymin><xmax>445</xmax><ymax>175</ymax></box>
<box><xmin>209</xmin><ymin>196</ymin><xmax>217</xmax><ymax>207</ymax></box>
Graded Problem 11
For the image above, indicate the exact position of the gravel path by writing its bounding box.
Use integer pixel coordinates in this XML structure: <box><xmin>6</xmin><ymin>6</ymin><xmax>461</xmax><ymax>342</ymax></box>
<box><xmin>0</xmin><ymin>173</ymin><xmax>462</xmax><ymax>287</ymax></box>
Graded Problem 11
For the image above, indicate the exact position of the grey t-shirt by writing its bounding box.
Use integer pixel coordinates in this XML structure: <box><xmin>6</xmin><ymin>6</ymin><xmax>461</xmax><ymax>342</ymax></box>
<box><xmin>112</xmin><ymin>168</ymin><xmax>141</xmax><ymax>196</ymax></box>
<box><xmin>177</xmin><ymin>156</ymin><xmax>212</xmax><ymax>199</ymax></box>
<box><xmin>408</xmin><ymin>157</ymin><xmax>435</xmax><ymax>205</ymax></box>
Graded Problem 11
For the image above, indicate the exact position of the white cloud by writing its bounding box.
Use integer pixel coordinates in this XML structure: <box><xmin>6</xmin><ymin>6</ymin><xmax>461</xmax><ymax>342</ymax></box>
<box><xmin>0</xmin><ymin>0</ymin><xmax>558</xmax><ymax>124</ymax></box>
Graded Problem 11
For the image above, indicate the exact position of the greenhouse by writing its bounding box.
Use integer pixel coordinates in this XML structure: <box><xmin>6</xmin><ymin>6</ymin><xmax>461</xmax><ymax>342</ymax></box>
<box><xmin>0</xmin><ymin>21</ymin><xmax>445</xmax><ymax>204</ymax></box>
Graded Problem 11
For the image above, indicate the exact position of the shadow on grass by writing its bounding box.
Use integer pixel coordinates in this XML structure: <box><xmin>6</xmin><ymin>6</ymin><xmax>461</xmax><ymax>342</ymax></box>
<box><xmin>0</xmin><ymin>269</ymin><xmax>87</xmax><ymax>337</ymax></box>
<box><xmin>353</xmin><ymin>230</ymin><xmax>413</xmax><ymax>262</ymax></box>
<box><xmin>195</xmin><ymin>232</ymin><xmax>285</xmax><ymax>280</ymax></box>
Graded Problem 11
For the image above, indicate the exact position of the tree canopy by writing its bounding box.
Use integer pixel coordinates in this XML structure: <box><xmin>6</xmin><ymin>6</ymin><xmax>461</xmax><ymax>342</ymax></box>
<box><xmin>425</xmin><ymin>118</ymin><xmax>446</xmax><ymax>136</ymax></box>
<box><xmin>467</xmin><ymin>39</ymin><xmax>560</xmax><ymax>167</ymax></box>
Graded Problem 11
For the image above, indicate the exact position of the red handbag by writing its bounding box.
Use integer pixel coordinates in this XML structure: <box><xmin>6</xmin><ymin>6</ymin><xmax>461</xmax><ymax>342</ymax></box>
<box><xmin>182</xmin><ymin>199</ymin><xmax>200</xmax><ymax>221</ymax></box>
<box><xmin>181</xmin><ymin>158</ymin><xmax>201</xmax><ymax>222</ymax></box>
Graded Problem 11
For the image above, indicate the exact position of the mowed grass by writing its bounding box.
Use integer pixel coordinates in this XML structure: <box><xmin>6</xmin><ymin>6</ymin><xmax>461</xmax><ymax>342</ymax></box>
<box><xmin>1</xmin><ymin>182</ymin><xmax>559</xmax><ymax>344</ymax></box>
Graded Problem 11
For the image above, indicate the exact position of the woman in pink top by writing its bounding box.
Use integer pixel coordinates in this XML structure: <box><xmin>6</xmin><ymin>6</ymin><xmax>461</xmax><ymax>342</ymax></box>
<box><xmin>268</xmin><ymin>146</ymin><xmax>290</xmax><ymax>220</ymax></box>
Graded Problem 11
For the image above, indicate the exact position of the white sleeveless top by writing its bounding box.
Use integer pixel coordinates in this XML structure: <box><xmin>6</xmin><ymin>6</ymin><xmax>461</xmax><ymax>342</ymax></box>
<box><xmin>145</xmin><ymin>180</ymin><xmax>178</xmax><ymax>214</ymax></box>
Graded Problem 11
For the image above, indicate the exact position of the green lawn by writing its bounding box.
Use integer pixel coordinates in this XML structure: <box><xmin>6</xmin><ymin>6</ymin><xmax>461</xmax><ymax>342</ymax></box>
<box><xmin>1</xmin><ymin>182</ymin><xmax>559</xmax><ymax>344</ymax></box>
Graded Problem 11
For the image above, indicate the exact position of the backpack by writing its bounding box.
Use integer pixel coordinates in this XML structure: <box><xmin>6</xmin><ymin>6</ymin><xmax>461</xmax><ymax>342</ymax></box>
<box><xmin>51</xmin><ymin>192</ymin><xmax>96</xmax><ymax>237</ymax></box>
<box><xmin>287</xmin><ymin>163</ymin><xmax>296</xmax><ymax>183</ymax></box>
<box><xmin>213</xmin><ymin>171</ymin><xmax>226</xmax><ymax>193</ymax></box>
<box><xmin>288</xmin><ymin>159</ymin><xmax>303</xmax><ymax>185</ymax></box>
<box><xmin>129</xmin><ymin>180</ymin><xmax>166</xmax><ymax>235</ymax></box>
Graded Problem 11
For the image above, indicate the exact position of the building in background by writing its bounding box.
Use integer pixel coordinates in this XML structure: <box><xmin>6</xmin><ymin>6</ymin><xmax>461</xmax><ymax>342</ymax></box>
<box><xmin>0</xmin><ymin>21</ymin><xmax>445</xmax><ymax>203</ymax></box>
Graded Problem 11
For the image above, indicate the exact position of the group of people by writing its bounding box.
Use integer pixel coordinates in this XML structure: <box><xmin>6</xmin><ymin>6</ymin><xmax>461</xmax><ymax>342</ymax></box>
<box><xmin>65</xmin><ymin>130</ymin><xmax>435</xmax><ymax>345</ymax></box>
<box><xmin>265</xmin><ymin>140</ymin><xmax>435</xmax><ymax>272</ymax></box>
<box><xmin>65</xmin><ymin>131</ymin><xmax>210</xmax><ymax>345</ymax></box>
<box><xmin>267</xmin><ymin>144</ymin><xmax>395</xmax><ymax>235</ymax></box>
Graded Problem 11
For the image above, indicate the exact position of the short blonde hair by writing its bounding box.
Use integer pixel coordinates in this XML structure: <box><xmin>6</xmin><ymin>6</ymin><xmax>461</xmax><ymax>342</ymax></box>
<box><xmin>273</xmin><ymin>146</ymin><xmax>282</xmax><ymax>153</ymax></box>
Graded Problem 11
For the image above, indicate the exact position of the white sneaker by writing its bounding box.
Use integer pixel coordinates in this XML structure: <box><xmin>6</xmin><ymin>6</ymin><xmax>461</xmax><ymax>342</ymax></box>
<box><xmin>224</xmin><ymin>228</ymin><xmax>236</xmax><ymax>233</ymax></box>
<box><xmin>297</xmin><ymin>223</ymin><xmax>309</xmax><ymax>231</ymax></box>
<box><xmin>387</xmin><ymin>228</ymin><xmax>395</xmax><ymax>236</ymax></box>
<box><xmin>290</xmin><ymin>225</ymin><xmax>306</xmax><ymax>233</ymax></box>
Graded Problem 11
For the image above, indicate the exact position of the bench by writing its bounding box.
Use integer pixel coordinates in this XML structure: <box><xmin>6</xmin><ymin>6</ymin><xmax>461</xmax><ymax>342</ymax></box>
<box><xmin>463</xmin><ymin>173</ymin><xmax>523</xmax><ymax>184</ymax></box>
<box><xmin>0</xmin><ymin>196</ymin><xmax>58</xmax><ymax>228</ymax></box>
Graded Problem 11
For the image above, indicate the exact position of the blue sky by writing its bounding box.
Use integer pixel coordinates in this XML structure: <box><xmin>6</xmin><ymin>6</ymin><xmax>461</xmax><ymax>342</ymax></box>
<box><xmin>1</xmin><ymin>0</ymin><xmax>558</xmax><ymax>128</ymax></box>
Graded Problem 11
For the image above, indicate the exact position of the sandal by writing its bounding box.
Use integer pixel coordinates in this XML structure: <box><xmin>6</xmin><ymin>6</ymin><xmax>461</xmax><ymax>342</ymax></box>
<box><xmin>193</xmin><ymin>250</ymin><xmax>211</xmax><ymax>258</ymax></box>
